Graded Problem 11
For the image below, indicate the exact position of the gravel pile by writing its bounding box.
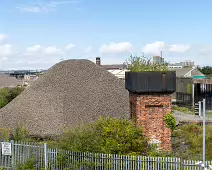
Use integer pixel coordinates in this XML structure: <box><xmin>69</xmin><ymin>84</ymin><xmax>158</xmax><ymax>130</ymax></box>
<box><xmin>0</xmin><ymin>73</ymin><xmax>21</xmax><ymax>87</ymax></box>
<box><xmin>0</xmin><ymin>60</ymin><xmax>130</xmax><ymax>137</ymax></box>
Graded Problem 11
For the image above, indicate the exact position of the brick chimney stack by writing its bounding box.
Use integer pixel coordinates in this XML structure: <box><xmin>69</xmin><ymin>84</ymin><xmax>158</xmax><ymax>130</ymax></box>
<box><xmin>129</xmin><ymin>93</ymin><xmax>172</xmax><ymax>151</ymax></box>
<box><xmin>125</xmin><ymin>72</ymin><xmax>176</xmax><ymax>152</ymax></box>
<box><xmin>96</xmin><ymin>57</ymin><xmax>101</xmax><ymax>66</ymax></box>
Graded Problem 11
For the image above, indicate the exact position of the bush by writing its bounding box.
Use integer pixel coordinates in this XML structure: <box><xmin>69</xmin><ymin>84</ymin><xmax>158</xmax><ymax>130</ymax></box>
<box><xmin>126</xmin><ymin>55</ymin><xmax>169</xmax><ymax>72</ymax></box>
<box><xmin>164</xmin><ymin>113</ymin><xmax>176</xmax><ymax>131</ymax></box>
<box><xmin>15</xmin><ymin>156</ymin><xmax>36</xmax><ymax>170</ymax></box>
<box><xmin>55</xmin><ymin>117</ymin><xmax>148</xmax><ymax>155</ymax></box>
<box><xmin>0</xmin><ymin>128</ymin><xmax>11</xmax><ymax>141</ymax></box>
<box><xmin>13</xmin><ymin>123</ymin><xmax>30</xmax><ymax>141</ymax></box>
<box><xmin>0</xmin><ymin>124</ymin><xmax>30</xmax><ymax>142</ymax></box>
<box><xmin>187</xmin><ymin>84</ymin><xmax>192</xmax><ymax>94</ymax></box>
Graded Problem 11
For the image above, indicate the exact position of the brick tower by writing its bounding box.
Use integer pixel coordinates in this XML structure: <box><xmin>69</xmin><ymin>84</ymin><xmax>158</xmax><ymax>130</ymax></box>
<box><xmin>125</xmin><ymin>71</ymin><xmax>176</xmax><ymax>152</ymax></box>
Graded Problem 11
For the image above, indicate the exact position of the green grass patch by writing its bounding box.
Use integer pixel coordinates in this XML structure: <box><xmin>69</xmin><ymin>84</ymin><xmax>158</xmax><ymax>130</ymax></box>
<box><xmin>173</xmin><ymin>105</ymin><xmax>193</xmax><ymax>114</ymax></box>
<box><xmin>172</xmin><ymin>124</ymin><xmax>212</xmax><ymax>160</ymax></box>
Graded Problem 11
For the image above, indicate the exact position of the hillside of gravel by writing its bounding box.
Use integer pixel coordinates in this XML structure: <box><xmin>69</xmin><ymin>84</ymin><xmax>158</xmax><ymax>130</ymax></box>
<box><xmin>0</xmin><ymin>60</ymin><xmax>130</xmax><ymax>137</ymax></box>
<box><xmin>0</xmin><ymin>73</ymin><xmax>21</xmax><ymax>87</ymax></box>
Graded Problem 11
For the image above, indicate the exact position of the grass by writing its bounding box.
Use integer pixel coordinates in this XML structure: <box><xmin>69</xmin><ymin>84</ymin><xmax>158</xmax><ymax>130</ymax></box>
<box><xmin>206</xmin><ymin>111</ymin><xmax>212</xmax><ymax>118</ymax></box>
<box><xmin>173</xmin><ymin>105</ymin><xmax>193</xmax><ymax>115</ymax></box>
<box><xmin>172</xmin><ymin>124</ymin><xmax>212</xmax><ymax>160</ymax></box>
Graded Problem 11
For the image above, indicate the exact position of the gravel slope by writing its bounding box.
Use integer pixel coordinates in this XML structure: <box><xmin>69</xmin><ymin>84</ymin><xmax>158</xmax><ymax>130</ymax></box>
<box><xmin>0</xmin><ymin>74</ymin><xmax>21</xmax><ymax>87</ymax></box>
<box><xmin>0</xmin><ymin>60</ymin><xmax>130</xmax><ymax>137</ymax></box>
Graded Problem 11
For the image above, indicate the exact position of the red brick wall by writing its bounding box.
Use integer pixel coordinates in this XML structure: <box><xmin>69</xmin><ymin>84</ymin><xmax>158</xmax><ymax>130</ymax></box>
<box><xmin>129</xmin><ymin>93</ymin><xmax>172</xmax><ymax>152</ymax></box>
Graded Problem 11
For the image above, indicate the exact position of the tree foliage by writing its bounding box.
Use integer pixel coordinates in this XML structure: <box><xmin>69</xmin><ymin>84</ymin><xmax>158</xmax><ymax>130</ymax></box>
<box><xmin>56</xmin><ymin>117</ymin><xmax>148</xmax><ymax>155</ymax></box>
<box><xmin>0</xmin><ymin>87</ymin><xmax>25</xmax><ymax>108</ymax></box>
<box><xmin>126</xmin><ymin>55</ymin><xmax>169</xmax><ymax>72</ymax></box>
<box><xmin>198</xmin><ymin>66</ymin><xmax>212</xmax><ymax>75</ymax></box>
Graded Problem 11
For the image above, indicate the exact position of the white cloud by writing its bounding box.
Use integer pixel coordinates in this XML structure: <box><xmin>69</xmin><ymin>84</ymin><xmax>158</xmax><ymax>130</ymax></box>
<box><xmin>26</xmin><ymin>45</ymin><xmax>42</xmax><ymax>55</ymax></box>
<box><xmin>25</xmin><ymin>45</ymin><xmax>65</xmax><ymax>57</ymax></box>
<box><xmin>0</xmin><ymin>44</ymin><xmax>15</xmax><ymax>60</ymax></box>
<box><xmin>99</xmin><ymin>42</ymin><xmax>133</xmax><ymax>54</ymax></box>
<box><xmin>16</xmin><ymin>0</ymin><xmax>79</xmax><ymax>13</ymax></box>
<box><xmin>44</xmin><ymin>46</ymin><xmax>64</xmax><ymax>55</ymax></box>
<box><xmin>84</xmin><ymin>46</ymin><xmax>92</xmax><ymax>54</ymax></box>
<box><xmin>64</xmin><ymin>43</ymin><xmax>76</xmax><ymax>51</ymax></box>
<box><xmin>199</xmin><ymin>46</ymin><xmax>212</xmax><ymax>54</ymax></box>
<box><xmin>142</xmin><ymin>41</ymin><xmax>165</xmax><ymax>55</ymax></box>
<box><xmin>169</xmin><ymin>44</ymin><xmax>190</xmax><ymax>53</ymax></box>
<box><xmin>16</xmin><ymin>6</ymin><xmax>50</xmax><ymax>13</ymax></box>
<box><xmin>0</xmin><ymin>34</ymin><xmax>7</xmax><ymax>44</ymax></box>
<box><xmin>0</xmin><ymin>34</ymin><xmax>15</xmax><ymax>61</ymax></box>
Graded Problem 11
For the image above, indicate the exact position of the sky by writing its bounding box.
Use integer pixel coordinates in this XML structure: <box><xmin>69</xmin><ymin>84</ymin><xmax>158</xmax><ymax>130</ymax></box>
<box><xmin>0</xmin><ymin>0</ymin><xmax>212</xmax><ymax>70</ymax></box>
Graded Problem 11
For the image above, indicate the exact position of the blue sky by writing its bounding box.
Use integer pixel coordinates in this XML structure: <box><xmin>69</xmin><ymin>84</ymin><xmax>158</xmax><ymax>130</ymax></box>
<box><xmin>0</xmin><ymin>0</ymin><xmax>212</xmax><ymax>69</ymax></box>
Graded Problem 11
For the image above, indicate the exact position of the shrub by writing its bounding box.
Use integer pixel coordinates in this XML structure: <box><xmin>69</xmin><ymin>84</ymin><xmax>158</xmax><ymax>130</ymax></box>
<box><xmin>15</xmin><ymin>156</ymin><xmax>36</xmax><ymax>170</ymax></box>
<box><xmin>13</xmin><ymin>123</ymin><xmax>30</xmax><ymax>141</ymax></box>
<box><xmin>126</xmin><ymin>55</ymin><xmax>169</xmax><ymax>72</ymax></box>
<box><xmin>187</xmin><ymin>84</ymin><xmax>192</xmax><ymax>94</ymax></box>
<box><xmin>0</xmin><ymin>128</ymin><xmax>11</xmax><ymax>141</ymax></box>
<box><xmin>164</xmin><ymin>113</ymin><xmax>176</xmax><ymax>131</ymax></box>
<box><xmin>56</xmin><ymin>117</ymin><xmax>148</xmax><ymax>155</ymax></box>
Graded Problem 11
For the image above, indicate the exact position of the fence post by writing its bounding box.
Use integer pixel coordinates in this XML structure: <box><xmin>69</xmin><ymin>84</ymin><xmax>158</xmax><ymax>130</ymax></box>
<box><xmin>10</xmin><ymin>140</ymin><xmax>15</xmax><ymax>170</ymax></box>
<box><xmin>44</xmin><ymin>143</ymin><xmax>48</xmax><ymax>170</ymax></box>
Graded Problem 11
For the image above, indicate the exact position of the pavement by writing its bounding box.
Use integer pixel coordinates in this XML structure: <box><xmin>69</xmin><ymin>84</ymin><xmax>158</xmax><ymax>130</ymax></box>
<box><xmin>173</xmin><ymin>110</ymin><xmax>212</xmax><ymax>125</ymax></box>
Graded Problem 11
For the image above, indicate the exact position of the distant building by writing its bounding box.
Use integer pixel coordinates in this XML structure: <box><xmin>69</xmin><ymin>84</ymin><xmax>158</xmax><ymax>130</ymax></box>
<box><xmin>169</xmin><ymin>67</ymin><xmax>204</xmax><ymax>78</ymax></box>
<box><xmin>168</xmin><ymin>63</ymin><xmax>183</xmax><ymax>68</ymax></box>
<box><xmin>153</xmin><ymin>56</ymin><xmax>164</xmax><ymax>64</ymax></box>
<box><xmin>180</xmin><ymin>60</ymin><xmax>195</xmax><ymax>67</ymax></box>
<box><xmin>95</xmin><ymin>57</ymin><xmax>203</xmax><ymax>79</ymax></box>
<box><xmin>168</xmin><ymin>60</ymin><xmax>195</xmax><ymax>68</ymax></box>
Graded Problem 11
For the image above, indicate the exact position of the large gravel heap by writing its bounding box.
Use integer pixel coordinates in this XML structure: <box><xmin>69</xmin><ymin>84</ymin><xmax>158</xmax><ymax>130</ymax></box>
<box><xmin>0</xmin><ymin>73</ymin><xmax>21</xmax><ymax>87</ymax></box>
<box><xmin>0</xmin><ymin>60</ymin><xmax>130</xmax><ymax>137</ymax></box>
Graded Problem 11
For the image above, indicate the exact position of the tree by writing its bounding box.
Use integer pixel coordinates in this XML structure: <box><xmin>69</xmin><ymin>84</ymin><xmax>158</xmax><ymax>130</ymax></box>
<box><xmin>0</xmin><ymin>87</ymin><xmax>25</xmax><ymax>108</ymax></box>
<box><xmin>198</xmin><ymin>66</ymin><xmax>212</xmax><ymax>75</ymax></box>
<box><xmin>126</xmin><ymin>55</ymin><xmax>169</xmax><ymax>72</ymax></box>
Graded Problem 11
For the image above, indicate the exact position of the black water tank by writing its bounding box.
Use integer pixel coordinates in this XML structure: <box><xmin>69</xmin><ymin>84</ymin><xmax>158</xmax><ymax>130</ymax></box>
<box><xmin>125</xmin><ymin>71</ymin><xmax>176</xmax><ymax>93</ymax></box>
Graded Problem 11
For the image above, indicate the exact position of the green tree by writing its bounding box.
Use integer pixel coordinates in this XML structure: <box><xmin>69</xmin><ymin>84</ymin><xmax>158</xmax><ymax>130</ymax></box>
<box><xmin>56</xmin><ymin>117</ymin><xmax>148</xmax><ymax>155</ymax></box>
<box><xmin>0</xmin><ymin>87</ymin><xmax>25</xmax><ymax>108</ymax></box>
<box><xmin>0</xmin><ymin>88</ymin><xmax>10</xmax><ymax>108</ymax></box>
<box><xmin>198</xmin><ymin>66</ymin><xmax>212</xmax><ymax>75</ymax></box>
<box><xmin>126</xmin><ymin>55</ymin><xmax>169</xmax><ymax>72</ymax></box>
